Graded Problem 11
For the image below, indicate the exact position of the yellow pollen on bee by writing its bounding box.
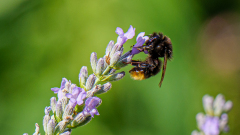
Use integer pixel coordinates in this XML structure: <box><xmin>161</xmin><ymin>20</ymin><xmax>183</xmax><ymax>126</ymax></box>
<box><xmin>130</xmin><ymin>70</ymin><xmax>146</xmax><ymax>80</ymax></box>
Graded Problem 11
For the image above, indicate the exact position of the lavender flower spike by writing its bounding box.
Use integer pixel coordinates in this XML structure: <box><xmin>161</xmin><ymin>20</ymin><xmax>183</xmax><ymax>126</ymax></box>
<box><xmin>131</xmin><ymin>32</ymin><xmax>149</xmax><ymax>55</ymax></box>
<box><xmin>25</xmin><ymin>25</ymin><xmax>142</xmax><ymax>134</ymax></box>
<box><xmin>192</xmin><ymin>94</ymin><xmax>233</xmax><ymax>135</ymax></box>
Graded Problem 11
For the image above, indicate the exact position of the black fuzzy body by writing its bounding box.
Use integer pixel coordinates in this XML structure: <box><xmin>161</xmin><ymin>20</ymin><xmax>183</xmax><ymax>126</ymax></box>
<box><xmin>129</xmin><ymin>32</ymin><xmax>173</xmax><ymax>87</ymax></box>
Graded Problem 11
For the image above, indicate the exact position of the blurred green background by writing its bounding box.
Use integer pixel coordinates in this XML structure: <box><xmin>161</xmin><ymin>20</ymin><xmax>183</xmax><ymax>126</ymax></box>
<box><xmin>0</xmin><ymin>0</ymin><xmax>240</xmax><ymax>134</ymax></box>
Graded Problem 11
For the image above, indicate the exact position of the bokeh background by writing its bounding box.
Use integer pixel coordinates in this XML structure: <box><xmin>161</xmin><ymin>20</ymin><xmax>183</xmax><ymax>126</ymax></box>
<box><xmin>0</xmin><ymin>0</ymin><xmax>240</xmax><ymax>134</ymax></box>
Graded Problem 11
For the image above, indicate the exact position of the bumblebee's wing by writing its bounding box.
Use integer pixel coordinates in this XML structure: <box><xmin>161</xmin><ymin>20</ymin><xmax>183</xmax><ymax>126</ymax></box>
<box><xmin>158</xmin><ymin>50</ymin><xmax>168</xmax><ymax>87</ymax></box>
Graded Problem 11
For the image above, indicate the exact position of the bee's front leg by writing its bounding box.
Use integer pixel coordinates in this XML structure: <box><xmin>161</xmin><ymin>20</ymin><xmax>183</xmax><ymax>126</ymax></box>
<box><xmin>137</xmin><ymin>44</ymin><xmax>154</xmax><ymax>51</ymax></box>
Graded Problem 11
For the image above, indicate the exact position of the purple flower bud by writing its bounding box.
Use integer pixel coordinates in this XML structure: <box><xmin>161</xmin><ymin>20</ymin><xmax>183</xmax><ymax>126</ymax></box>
<box><xmin>96</xmin><ymin>58</ymin><xmax>104</xmax><ymax>76</ymax></box>
<box><xmin>47</xmin><ymin>118</ymin><xmax>56</xmax><ymax>135</ymax></box>
<box><xmin>103</xmin><ymin>55</ymin><xmax>109</xmax><ymax>69</ymax></box>
<box><xmin>60</xmin><ymin>97</ymin><xmax>68</xmax><ymax>111</ymax></box>
<box><xmin>86</xmin><ymin>74</ymin><xmax>96</xmax><ymax>90</ymax></box>
<box><xmin>43</xmin><ymin>111</ymin><xmax>51</xmax><ymax>133</ymax></box>
<box><xmin>70</xmin><ymin>112</ymin><xmax>92</xmax><ymax>128</ymax></box>
<box><xmin>50</xmin><ymin>97</ymin><xmax>57</xmax><ymax>113</ymax></box>
<box><xmin>196</xmin><ymin>112</ymin><xmax>205</xmax><ymax>129</ymax></box>
<box><xmin>45</xmin><ymin>106</ymin><xmax>51</xmax><ymax>115</ymax></box>
<box><xmin>106</xmin><ymin>71</ymin><xmax>125</xmax><ymax>81</ymax></box>
<box><xmin>71</xmin><ymin>112</ymin><xmax>85</xmax><ymax>127</ymax></box>
<box><xmin>86</xmin><ymin>85</ymin><xmax>100</xmax><ymax>98</ymax></box>
<box><xmin>109</xmin><ymin>69</ymin><xmax>116</xmax><ymax>74</ymax></box>
<box><xmin>110</xmin><ymin>51</ymin><xmax>122</xmax><ymax>66</ymax></box>
<box><xmin>116</xmin><ymin>44</ymin><xmax>123</xmax><ymax>52</ymax></box>
<box><xmin>114</xmin><ymin>54</ymin><xmax>133</xmax><ymax>69</ymax></box>
<box><xmin>63</xmin><ymin>104</ymin><xmax>74</xmax><ymax>119</ymax></box>
<box><xmin>223</xmin><ymin>101</ymin><xmax>233</xmax><ymax>112</ymax></box>
<box><xmin>203</xmin><ymin>95</ymin><xmax>214</xmax><ymax>115</ymax></box>
<box><xmin>60</xmin><ymin>131</ymin><xmax>71</xmax><ymax>135</ymax></box>
<box><xmin>55</xmin><ymin>116</ymin><xmax>73</xmax><ymax>134</ymax></box>
<box><xmin>95</xmin><ymin>82</ymin><xmax>112</xmax><ymax>95</ymax></box>
<box><xmin>101</xmin><ymin>82</ymin><xmax>112</xmax><ymax>92</ymax></box>
<box><xmin>105</xmin><ymin>40</ymin><xmax>114</xmax><ymax>55</ymax></box>
<box><xmin>126</xmin><ymin>55</ymin><xmax>133</xmax><ymax>62</ymax></box>
<box><xmin>110</xmin><ymin>44</ymin><xmax>122</xmax><ymax>58</ymax></box>
<box><xmin>214</xmin><ymin>94</ymin><xmax>225</xmax><ymax>116</ymax></box>
<box><xmin>201</xmin><ymin>116</ymin><xmax>220</xmax><ymax>135</ymax></box>
<box><xmin>66</xmin><ymin>87</ymin><xmax>86</xmax><ymax>107</ymax></box>
<box><xmin>56</xmin><ymin>102</ymin><xmax>63</xmax><ymax>122</ymax></box>
<box><xmin>33</xmin><ymin>123</ymin><xmax>40</xmax><ymax>135</ymax></box>
<box><xmin>60</xmin><ymin>78</ymin><xmax>68</xmax><ymax>89</ymax></box>
<box><xmin>131</xmin><ymin>32</ymin><xmax>149</xmax><ymax>55</ymax></box>
<box><xmin>79</xmin><ymin>66</ymin><xmax>88</xmax><ymax>87</ymax></box>
<box><xmin>83</xmin><ymin>97</ymin><xmax>102</xmax><ymax>118</ymax></box>
<box><xmin>219</xmin><ymin>113</ymin><xmax>228</xmax><ymax>131</ymax></box>
<box><xmin>90</xmin><ymin>52</ymin><xmax>97</xmax><ymax>73</ymax></box>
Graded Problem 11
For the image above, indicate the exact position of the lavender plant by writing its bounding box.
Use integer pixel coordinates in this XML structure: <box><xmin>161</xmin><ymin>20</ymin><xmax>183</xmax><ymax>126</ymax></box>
<box><xmin>23</xmin><ymin>25</ymin><xmax>150</xmax><ymax>135</ymax></box>
<box><xmin>192</xmin><ymin>94</ymin><xmax>233</xmax><ymax>135</ymax></box>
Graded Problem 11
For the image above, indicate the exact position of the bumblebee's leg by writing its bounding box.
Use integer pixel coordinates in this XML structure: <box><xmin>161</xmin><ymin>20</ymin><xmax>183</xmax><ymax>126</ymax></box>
<box><xmin>138</xmin><ymin>63</ymin><xmax>154</xmax><ymax>68</ymax></box>
<box><xmin>137</xmin><ymin>45</ymin><xmax>154</xmax><ymax>51</ymax></box>
<box><xmin>129</xmin><ymin>60</ymin><xmax>142</xmax><ymax>67</ymax></box>
<box><xmin>122</xmin><ymin>59</ymin><xmax>140</xmax><ymax>65</ymax></box>
<box><xmin>127</xmin><ymin>60</ymin><xmax>153</xmax><ymax>69</ymax></box>
<box><xmin>131</xmin><ymin>60</ymin><xmax>156</xmax><ymax>69</ymax></box>
<box><xmin>158</xmin><ymin>49</ymin><xmax>168</xmax><ymax>87</ymax></box>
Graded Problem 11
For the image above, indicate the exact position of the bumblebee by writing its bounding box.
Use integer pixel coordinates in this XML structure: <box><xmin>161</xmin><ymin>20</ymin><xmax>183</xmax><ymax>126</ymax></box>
<box><xmin>129</xmin><ymin>32</ymin><xmax>173</xmax><ymax>87</ymax></box>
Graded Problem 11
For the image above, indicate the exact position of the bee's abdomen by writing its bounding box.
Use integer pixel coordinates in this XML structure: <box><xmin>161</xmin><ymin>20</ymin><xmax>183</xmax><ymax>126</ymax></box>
<box><xmin>129</xmin><ymin>68</ymin><xmax>147</xmax><ymax>80</ymax></box>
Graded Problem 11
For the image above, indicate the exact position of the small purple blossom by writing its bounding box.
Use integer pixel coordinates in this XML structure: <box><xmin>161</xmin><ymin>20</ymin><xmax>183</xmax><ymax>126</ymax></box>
<box><xmin>131</xmin><ymin>32</ymin><xmax>149</xmax><ymax>55</ymax></box>
<box><xmin>201</xmin><ymin>116</ymin><xmax>220</xmax><ymax>135</ymax></box>
<box><xmin>83</xmin><ymin>97</ymin><xmax>102</xmax><ymax>117</ymax></box>
<box><xmin>66</xmin><ymin>87</ymin><xmax>86</xmax><ymax>107</ymax></box>
<box><xmin>116</xmin><ymin>25</ymin><xmax>135</xmax><ymax>45</ymax></box>
<box><xmin>51</xmin><ymin>78</ymin><xmax>69</xmax><ymax>99</ymax></box>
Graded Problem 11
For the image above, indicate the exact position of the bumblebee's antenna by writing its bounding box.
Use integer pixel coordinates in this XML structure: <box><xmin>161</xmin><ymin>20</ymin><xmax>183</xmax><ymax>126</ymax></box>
<box><xmin>159</xmin><ymin>49</ymin><xmax>168</xmax><ymax>87</ymax></box>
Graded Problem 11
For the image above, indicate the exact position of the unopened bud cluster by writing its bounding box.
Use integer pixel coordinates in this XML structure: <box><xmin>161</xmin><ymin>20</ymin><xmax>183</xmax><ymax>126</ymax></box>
<box><xmin>192</xmin><ymin>94</ymin><xmax>233</xmax><ymax>135</ymax></box>
<box><xmin>24</xmin><ymin>25</ymin><xmax>140</xmax><ymax>135</ymax></box>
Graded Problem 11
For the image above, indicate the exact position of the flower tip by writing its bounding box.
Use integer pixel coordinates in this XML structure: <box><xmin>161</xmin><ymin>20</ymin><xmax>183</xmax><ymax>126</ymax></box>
<box><xmin>80</xmin><ymin>66</ymin><xmax>88</xmax><ymax>77</ymax></box>
<box><xmin>45</xmin><ymin>106</ymin><xmax>51</xmax><ymax>115</ymax></box>
<box><xmin>137</xmin><ymin>32</ymin><xmax>146</xmax><ymax>39</ymax></box>
<box><xmin>116</xmin><ymin>27</ymin><xmax>124</xmax><ymax>35</ymax></box>
<box><xmin>51</xmin><ymin>87</ymin><xmax>59</xmax><ymax>93</ymax></box>
<box><xmin>125</xmin><ymin>25</ymin><xmax>135</xmax><ymax>39</ymax></box>
<box><xmin>224</xmin><ymin>100</ymin><xmax>233</xmax><ymax>112</ymax></box>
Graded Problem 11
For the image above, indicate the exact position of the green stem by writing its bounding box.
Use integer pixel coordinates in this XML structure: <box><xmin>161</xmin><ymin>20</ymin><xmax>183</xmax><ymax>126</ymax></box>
<box><xmin>102</xmin><ymin>66</ymin><xmax>111</xmax><ymax>76</ymax></box>
<box><xmin>93</xmin><ymin>66</ymin><xmax>112</xmax><ymax>86</ymax></box>
<box><xmin>94</xmin><ymin>78</ymin><xmax>100</xmax><ymax>86</ymax></box>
